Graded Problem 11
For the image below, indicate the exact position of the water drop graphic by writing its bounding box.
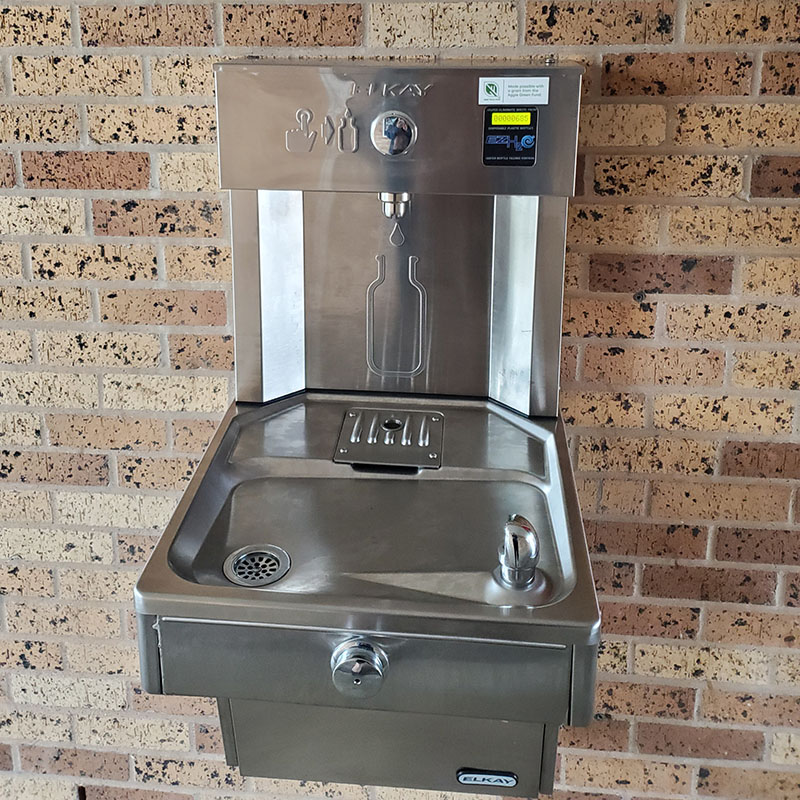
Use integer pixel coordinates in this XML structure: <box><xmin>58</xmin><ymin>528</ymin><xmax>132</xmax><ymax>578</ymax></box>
<box><xmin>389</xmin><ymin>222</ymin><xmax>405</xmax><ymax>247</ymax></box>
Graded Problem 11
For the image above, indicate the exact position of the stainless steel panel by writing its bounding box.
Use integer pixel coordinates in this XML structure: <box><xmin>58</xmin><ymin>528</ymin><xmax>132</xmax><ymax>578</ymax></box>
<box><xmin>230</xmin><ymin>700</ymin><xmax>546</xmax><ymax>796</ymax></box>
<box><xmin>489</xmin><ymin>195</ymin><xmax>538</xmax><ymax>412</ymax></box>
<box><xmin>158</xmin><ymin>619</ymin><xmax>571</xmax><ymax>723</ymax></box>
<box><xmin>216</xmin><ymin>63</ymin><xmax>582</xmax><ymax>197</ymax></box>
<box><xmin>230</xmin><ymin>191</ymin><xmax>262</xmax><ymax>402</ymax></box>
<box><xmin>302</xmin><ymin>192</ymin><xmax>492</xmax><ymax>396</ymax></box>
<box><xmin>529</xmin><ymin>196</ymin><xmax>570</xmax><ymax>417</ymax></box>
<box><xmin>257</xmin><ymin>190</ymin><xmax>306</xmax><ymax>401</ymax></box>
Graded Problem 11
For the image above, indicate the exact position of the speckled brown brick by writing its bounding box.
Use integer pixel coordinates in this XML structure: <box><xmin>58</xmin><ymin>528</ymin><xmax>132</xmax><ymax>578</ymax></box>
<box><xmin>722</xmin><ymin>441</ymin><xmax>800</xmax><ymax>479</ymax></box>
<box><xmin>47</xmin><ymin>414</ymin><xmax>166</xmax><ymax>451</ymax></box>
<box><xmin>704</xmin><ymin>688</ymin><xmax>800</xmax><ymax>726</ymax></box>
<box><xmin>0</xmin><ymin>640</ymin><xmax>61</xmax><ymax>670</ymax></box>
<box><xmin>195</xmin><ymin>723</ymin><xmax>223</xmax><ymax>754</ymax></box>
<box><xmin>686</xmin><ymin>0</ymin><xmax>800</xmax><ymax>44</ymax></box>
<box><xmin>586</xmin><ymin>521</ymin><xmax>707</xmax><ymax>558</ymax></box>
<box><xmin>578</xmin><ymin>434</ymin><xmax>715</xmax><ymax>475</ymax></box>
<box><xmin>561</xmin><ymin>344</ymin><xmax>577</xmax><ymax>383</ymax></box>
<box><xmin>0</xmin><ymin>153</ymin><xmax>15</xmax><ymax>187</ymax></box>
<box><xmin>697</xmin><ymin>766</ymin><xmax>800</xmax><ymax>800</ymax></box>
<box><xmin>762</xmin><ymin>52</ymin><xmax>800</xmax><ymax>96</ymax></box>
<box><xmin>165</xmin><ymin>245</ymin><xmax>232</xmax><ymax>281</ymax></box>
<box><xmin>32</xmin><ymin>244</ymin><xmax>157</xmax><ymax>281</ymax></box>
<box><xmin>565</xmin><ymin>755</ymin><xmax>691</xmax><ymax>794</ymax></box>
<box><xmin>19</xmin><ymin>745</ymin><xmax>128</xmax><ymax>780</ymax></box>
<box><xmin>0</xmin><ymin>451</ymin><xmax>108</xmax><ymax>486</ymax></box>
<box><xmin>172</xmin><ymin>419</ymin><xmax>218</xmax><ymax>453</ymax></box>
<box><xmin>589</xmin><ymin>254</ymin><xmax>733</xmax><ymax>294</ymax></box>
<box><xmin>602</xmin><ymin>52</ymin><xmax>752</xmax><ymax>95</ymax></box>
<box><xmin>118</xmin><ymin>457</ymin><xmax>198</xmax><ymax>490</ymax></box>
<box><xmin>0</xmin><ymin>744</ymin><xmax>10</xmax><ymax>770</ymax></box>
<box><xmin>734</xmin><ymin>351</ymin><xmax>800</xmax><ymax>390</ymax></box>
<box><xmin>569</xmin><ymin>204</ymin><xmax>660</xmax><ymax>247</ymax></box>
<box><xmin>579</xmin><ymin>105</ymin><xmax>666</xmax><ymax>146</ymax></box>
<box><xmin>637</xmin><ymin>723</ymin><xmax>763</xmax><ymax>760</ymax></box>
<box><xmin>151</xmin><ymin>56</ymin><xmax>215</xmax><ymax>96</ymax></box>
<box><xmin>717</xmin><ymin>527</ymin><xmax>800</xmax><ymax>566</ymax></box>
<box><xmin>743</xmin><ymin>257</ymin><xmax>800</xmax><ymax>295</ymax></box>
<box><xmin>116</xmin><ymin>533</ymin><xmax>157</xmax><ymax>565</ymax></box>
<box><xmin>0</xmin><ymin>286</ymin><xmax>90</xmax><ymax>321</ymax></box>
<box><xmin>559</xmin><ymin>717</ymin><xmax>630</xmax><ymax>751</ymax></box>
<box><xmin>0</xmin><ymin>565</ymin><xmax>54</xmax><ymax>597</ymax></box>
<box><xmin>100</xmin><ymin>289</ymin><xmax>226</xmax><ymax>326</ymax></box>
<box><xmin>23</xmin><ymin>152</ymin><xmax>149</xmax><ymax>190</ymax></box>
<box><xmin>0</xmin><ymin>105</ymin><xmax>78</xmax><ymax>143</ymax></box>
<box><xmin>595</xmin><ymin>680</ymin><xmax>695</xmax><ymax>719</ymax></box>
<box><xmin>667</xmin><ymin>303</ymin><xmax>800</xmax><ymax>342</ymax></box>
<box><xmin>93</xmin><ymin>200</ymin><xmax>222</xmax><ymax>238</ymax></box>
<box><xmin>563</xmin><ymin>298</ymin><xmax>655</xmax><ymax>338</ymax></box>
<box><xmin>583</xmin><ymin>345</ymin><xmax>724</xmax><ymax>386</ymax></box>
<box><xmin>601</xmin><ymin>602</ymin><xmax>699</xmax><ymax>638</ymax></box>
<box><xmin>651</xmin><ymin>480</ymin><xmax>792</xmax><ymax>521</ymax></box>
<box><xmin>81</xmin><ymin>4</ymin><xmax>214</xmax><ymax>46</ymax></box>
<box><xmin>84</xmin><ymin>787</ymin><xmax>186</xmax><ymax>800</ymax></box>
<box><xmin>591</xmin><ymin>560</ymin><xmax>635</xmax><ymax>596</ymax></box>
<box><xmin>88</xmin><ymin>104</ymin><xmax>215</xmax><ymax>145</ymax></box>
<box><xmin>224</xmin><ymin>4</ymin><xmax>362</xmax><ymax>46</ymax></box>
<box><xmin>675</xmin><ymin>104</ymin><xmax>800</xmax><ymax>147</ymax></box>
<box><xmin>593</xmin><ymin>154</ymin><xmax>742</xmax><ymax>197</ymax></box>
<box><xmin>0</xmin><ymin>5</ymin><xmax>71</xmax><ymax>46</ymax></box>
<box><xmin>561</xmin><ymin>390</ymin><xmax>646</xmax><ymax>427</ymax></box>
<box><xmin>751</xmin><ymin>156</ymin><xmax>800</xmax><ymax>198</ymax></box>
<box><xmin>599</xmin><ymin>478</ymin><xmax>646</xmax><ymax>515</ymax></box>
<box><xmin>13</xmin><ymin>55</ymin><xmax>143</xmax><ymax>96</ymax></box>
<box><xmin>526</xmin><ymin>1</ymin><xmax>675</xmax><ymax>44</ymax></box>
<box><xmin>705</xmin><ymin>610</ymin><xmax>798</xmax><ymax>648</ymax></box>
<box><xmin>642</xmin><ymin>564</ymin><xmax>776</xmax><ymax>604</ymax></box>
<box><xmin>169</xmin><ymin>334</ymin><xmax>233</xmax><ymax>370</ymax></box>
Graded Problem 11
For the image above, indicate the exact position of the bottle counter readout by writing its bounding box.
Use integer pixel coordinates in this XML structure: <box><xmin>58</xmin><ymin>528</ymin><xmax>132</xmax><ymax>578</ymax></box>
<box><xmin>483</xmin><ymin>106</ymin><xmax>538</xmax><ymax>167</ymax></box>
<box><xmin>490</xmin><ymin>111</ymin><xmax>531</xmax><ymax>126</ymax></box>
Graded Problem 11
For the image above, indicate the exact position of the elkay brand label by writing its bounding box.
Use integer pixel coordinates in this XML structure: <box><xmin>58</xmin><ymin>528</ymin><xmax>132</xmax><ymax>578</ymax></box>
<box><xmin>478</xmin><ymin>77</ymin><xmax>550</xmax><ymax>105</ymax></box>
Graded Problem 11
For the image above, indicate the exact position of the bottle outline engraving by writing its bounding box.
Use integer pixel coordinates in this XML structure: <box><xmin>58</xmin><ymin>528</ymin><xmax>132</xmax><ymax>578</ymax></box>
<box><xmin>366</xmin><ymin>255</ymin><xmax>427</xmax><ymax>378</ymax></box>
<box><xmin>285</xmin><ymin>108</ymin><xmax>317</xmax><ymax>153</ymax></box>
<box><xmin>337</xmin><ymin>108</ymin><xmax>359</xmax><ymax>153</ymax></box>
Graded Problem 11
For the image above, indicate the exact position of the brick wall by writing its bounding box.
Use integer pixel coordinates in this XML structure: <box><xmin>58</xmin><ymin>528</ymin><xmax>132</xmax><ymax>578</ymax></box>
<box><xmin>0</xmin><ymin>1</ymin><xmax>798</xmax><ymax>798</ymax></box>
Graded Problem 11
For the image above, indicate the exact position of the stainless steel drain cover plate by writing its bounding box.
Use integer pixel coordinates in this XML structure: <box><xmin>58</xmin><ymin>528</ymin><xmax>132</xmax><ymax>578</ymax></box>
<box><xmin>334</xmin><ymin>407</ymin><xmax>443</xmax><ymax>469</ymax></box>
<box><xmin>223</xmin><ymin>544</ymin><xmax>291</xmax><ymax>587</ymax></box>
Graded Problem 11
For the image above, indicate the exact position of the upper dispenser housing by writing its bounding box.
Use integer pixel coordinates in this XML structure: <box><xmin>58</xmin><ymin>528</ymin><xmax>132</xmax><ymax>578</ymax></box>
<box><xmin>216</xmin><ymin>62</ymin><xmax>582</xmax><ymax>417</ymax></box>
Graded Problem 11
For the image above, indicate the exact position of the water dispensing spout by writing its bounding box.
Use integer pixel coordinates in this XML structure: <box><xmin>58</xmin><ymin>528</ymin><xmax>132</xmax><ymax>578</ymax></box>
<box><xmin>380</xmin><ymin>192</ymin><xmax>411</xmax><ymax>219</ymax></box>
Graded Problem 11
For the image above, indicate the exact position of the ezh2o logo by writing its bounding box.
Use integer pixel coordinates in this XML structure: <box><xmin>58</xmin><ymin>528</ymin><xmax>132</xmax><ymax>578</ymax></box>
<box><xmin>485</xmin><ymin>134</ymin><xmax>535</xmax><ymax>152</ymax></box>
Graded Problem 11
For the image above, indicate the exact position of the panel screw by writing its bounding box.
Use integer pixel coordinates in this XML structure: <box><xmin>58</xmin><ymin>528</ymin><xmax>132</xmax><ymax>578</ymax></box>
<box><xmin>429</xmin><ymin>452</ymin><xmax>438</xmax><ymax>459</ymax></box>
<box><xmin>348</xmin><ymin>412</ymin><xmax>356</xmax><ymax>417</ymax></box>
<box><xmin>431</xmin><ymin>416</ymin><xmax>440</xmax><ymax>422</ymax></box>
<box><xmin>339</xmin><ymin>448</ymin><xmax>348</xmax><ymax>454</ymax></box>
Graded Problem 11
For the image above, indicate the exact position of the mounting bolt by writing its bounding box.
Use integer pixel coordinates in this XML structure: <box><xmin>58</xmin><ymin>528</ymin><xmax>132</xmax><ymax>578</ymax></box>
<box><xmin>431</xmin><ymin>416</ymin><xmax>440</xmax><ymax>422</ymax></box>
<box><xmin>348</xmin><ymin>412</ymin><xmax>356</xmax><ymax>417</ymax></box>
<box><xmin>429</xmin><ymin>452</ymin><xmax>438</xmax><ymax>459</ymax></box>
<box><xmin>339</xmin><ymin>448</ymin><xmax>348</xmax><ymax>454</ymax></box>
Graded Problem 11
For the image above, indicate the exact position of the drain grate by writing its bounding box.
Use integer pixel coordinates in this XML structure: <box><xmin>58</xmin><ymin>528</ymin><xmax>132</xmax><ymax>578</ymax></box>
<box><xmin>223</xmin><ymin>545</ymin><xmax>291</xmax><ymax>588</ymax></box>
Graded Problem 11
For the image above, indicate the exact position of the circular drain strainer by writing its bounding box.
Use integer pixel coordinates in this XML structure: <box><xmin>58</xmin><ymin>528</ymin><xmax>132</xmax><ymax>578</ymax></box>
<box><xmin>223</xmin><ymin>545</ymin><xmax>291</xmax><ymax>588</ymax></box>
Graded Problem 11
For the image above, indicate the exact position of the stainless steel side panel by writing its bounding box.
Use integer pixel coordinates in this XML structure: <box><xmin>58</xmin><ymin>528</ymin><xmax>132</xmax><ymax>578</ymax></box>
<box><xmin>157</xmin><ymin>619</ymin><xmax>571</xmax><ymax>724</ymax></box>
<box><xmin>216</xmin><ymin>62</ymin><xmax>582</xmax><ymax>197</ymax></box>
<box><xmin>230</xmin><ymin>699</ymin><xmax>546</xmax><ymax>796</ymax></box>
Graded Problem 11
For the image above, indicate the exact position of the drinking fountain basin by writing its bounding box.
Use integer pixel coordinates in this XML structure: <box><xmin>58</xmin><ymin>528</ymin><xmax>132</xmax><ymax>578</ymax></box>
<box><xmin>135</xmin><ymin>392</ymin><xmax>600</xmax><ymax>796</ymax></box>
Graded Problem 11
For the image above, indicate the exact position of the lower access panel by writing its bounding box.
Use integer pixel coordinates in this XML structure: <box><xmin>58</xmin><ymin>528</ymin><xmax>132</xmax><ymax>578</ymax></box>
<box><xmin>227</xmin><ymin>700</ymin><xmax>546</xmax><ymax>796</ymax></box>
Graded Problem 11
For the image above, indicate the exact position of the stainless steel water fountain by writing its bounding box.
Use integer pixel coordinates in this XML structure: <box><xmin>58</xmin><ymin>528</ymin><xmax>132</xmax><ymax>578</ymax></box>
<box><xmin>135</xmin><ymin>61</ymin><xmax>599</xmax><ymax>796</ymax></box>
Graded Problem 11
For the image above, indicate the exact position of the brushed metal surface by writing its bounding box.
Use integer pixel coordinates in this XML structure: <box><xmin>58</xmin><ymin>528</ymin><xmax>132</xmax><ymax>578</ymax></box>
<box><xmin>216</xmin><ymin>62</ymin><xmax>581</xmax><ymax>196</ymax></box>
<box><xmin>157</xmin><ymin>619</ymin><xmax>569</xmax><ymax>722</ymax></box>
<box><xmin>228</xmin><ymin>700</ymin><xmax>546</xmax><ymax>795</ymax></box>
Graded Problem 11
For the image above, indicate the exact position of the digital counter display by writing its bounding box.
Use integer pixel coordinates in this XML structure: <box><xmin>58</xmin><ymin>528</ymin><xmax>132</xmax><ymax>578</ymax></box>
<box><xmin>483</xmin><ymin>106</ymin><xmax>538</xmax><ymax>167</ymax></box>
<box><xmin>491</xmin><ymin>111</ymin><xmax>531</xmax><ymax>126</ymax></box>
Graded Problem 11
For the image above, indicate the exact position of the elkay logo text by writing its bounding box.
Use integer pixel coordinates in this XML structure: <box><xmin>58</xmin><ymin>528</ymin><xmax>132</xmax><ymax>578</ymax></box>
<box><xmin>457</xmin><ymin>770</ymin><xmax>518</xmax><ymax>787</ymax></box>
<box><xmin>351</xmin><ymin>82</ymin><xmax>433</xmax><ymax>97</ymax></box>
<box><xmin>485</xmin><ymin>134</ymin><xmax>535</xmax><ymax>151</ymax></box>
